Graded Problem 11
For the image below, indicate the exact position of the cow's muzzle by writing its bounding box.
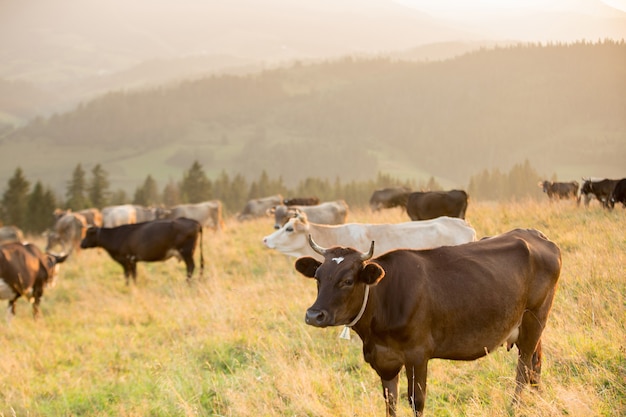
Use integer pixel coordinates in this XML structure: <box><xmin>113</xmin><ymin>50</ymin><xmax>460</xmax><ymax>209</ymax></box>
<box><xmin>305</xmin><ymin>308</ymin><xmax>330</xmax><ymax>327</ymax></box>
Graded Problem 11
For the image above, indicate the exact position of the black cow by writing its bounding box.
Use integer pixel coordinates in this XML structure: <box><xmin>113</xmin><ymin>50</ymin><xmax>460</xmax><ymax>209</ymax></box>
<box><xmin>538</xmin><ymin>180</ymin><xmax>579</xmax><ymax>203</ymax></box>
<box><xmin>406</xmin><ymin>190</ymin><xmax>468</xmax><ymax>221</ymax></box>
<box><xmin>609</xmin><ymin>178</ymin><xmax>626</xmax><ymax>209</ymax></box>
<box><xmin>295</xmin><ymin>230</ymin><xmax>561</xmax><ymax>416</ymax></box>
<box><xmin>0</xmin><ymin>242</ymin><xmax>68</xmax><ymax>319</ymax></box>
<box><xmin>369</xmin><ymin>187</ymin><xmax>412</xmax><ymax>212</ymax></box>
<box><xmin>580</xmin><ymin>178</ymin><xmax>620</xmax><ymax>208</ymax></box>
<box><xmin>80</xmin><ymin>218</ymin><xmax>204</xmax><ymax>285</ymax></box>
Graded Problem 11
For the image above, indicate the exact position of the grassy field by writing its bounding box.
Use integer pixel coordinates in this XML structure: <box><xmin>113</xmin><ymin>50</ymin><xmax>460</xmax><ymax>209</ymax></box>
<box><xmin>0</xmin><ymin>201</ymin><xmax>624</xmax><ymax>416</ymax></box>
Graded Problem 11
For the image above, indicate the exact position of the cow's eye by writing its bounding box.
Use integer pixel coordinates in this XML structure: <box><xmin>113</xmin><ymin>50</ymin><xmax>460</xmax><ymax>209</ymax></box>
<box><xmin>340</xmin><ymin>278</ymin><xmax>354</xmax><ymax>288</ymax></box>
<box><xmin>286</xmin><ymin>227</ymin><xmax>294</xmax><ymax>232</ymax></box>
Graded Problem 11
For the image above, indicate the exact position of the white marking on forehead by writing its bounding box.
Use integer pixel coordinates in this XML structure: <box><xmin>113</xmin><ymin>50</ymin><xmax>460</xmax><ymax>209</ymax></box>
<box><xmin>332</xmin><ymin>257</ymin><xmax>344</xmax><ymax>264</ymax></box>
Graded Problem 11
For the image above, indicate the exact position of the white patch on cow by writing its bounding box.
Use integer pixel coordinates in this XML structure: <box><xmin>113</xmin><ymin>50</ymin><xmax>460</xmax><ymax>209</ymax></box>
<box><xmin>332</xmin><ymin>257</ymin><xmax>344</xmax><ymax>264</ymax></box>
<box><xmin>0</xmin><ymin>278</ymin><xmax>17</xmax><ymax>300</ymax></box>
<box><xmin>165</xmin><ymin>249</ymin><xmax>183</xmax><ymax>261</ymax></box>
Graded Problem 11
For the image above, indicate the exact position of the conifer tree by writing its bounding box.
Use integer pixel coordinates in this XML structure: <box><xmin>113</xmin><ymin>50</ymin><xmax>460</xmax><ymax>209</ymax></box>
<box><xmin>180</xmin><ymin>161</ymin><xmax>211</xmax><ymax>203</ymax></box>
<box><xmin>133</xmin><ymin>175</ymin><xmax>159</xmax><ymax>206</ymax></box>
<box><xmin>230</xmin><ymin>173</ymin><xmax>249</xmax><ymax>213</ymax></box>
<box><xmin>163</xmin><ymin>180</ymin><xmax>181</xmax><ymax>207</ymax></box>
<box><xmin>88</xmin><ymin>164</ymin><xmax>110</xmax><ymax>208</ymax></box>
<box><xmin>26</xmin><ymin>181</ymin><xmax>57</xmax><ymax>233</ymax></box>
<box><xmin>66</xmin><ymin>164</ymin><xmax>90</xmax><ymax>210</ymax></box>
<box><xmin>108</xmin><ymin>189</ymin><xmax>128</xmax><ymax>205</ymax></box>
<box><xmin>1</xmin><ymin>167</ymin><xmax>30</xmax><ymax>229</ymax></box>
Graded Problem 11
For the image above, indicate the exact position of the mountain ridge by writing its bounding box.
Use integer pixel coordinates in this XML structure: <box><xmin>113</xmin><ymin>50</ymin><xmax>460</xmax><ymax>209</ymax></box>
<box><xmin>1</xmin><ymin>42</ymin><xmax>624</xmax><ymax>194</ymax></box>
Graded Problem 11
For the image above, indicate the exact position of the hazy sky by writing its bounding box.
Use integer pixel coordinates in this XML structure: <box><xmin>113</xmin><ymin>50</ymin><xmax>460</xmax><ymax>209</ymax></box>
<box><xmin>1</xmin><ymin>0</ymin><xmax>625</xmax><ymax>83</ymax></box>
<box><xmin>395</xmin><ymin>0</ymin><xmax>626</xmax><ymax>17</ymax></box>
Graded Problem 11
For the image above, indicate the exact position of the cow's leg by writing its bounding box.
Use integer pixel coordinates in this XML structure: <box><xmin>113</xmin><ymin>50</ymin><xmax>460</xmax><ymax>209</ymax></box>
<box><xmin>123</xmin><ymin>268</ymin><xmax>131</xmax><ymax>285</ymax></box>
<box><xmin>178</xmin><ymin>248</ymin><xmax>196</xmax><ymax>282</ymax></box>
<box><xmin>514</xmin><ymin>309</ymin><xmax>550</xmax><ymax>402</ymax></box>
<box><xmin>130</xmin><ymin>261</ymin><xmax>137</xmax><ymax>284</ymax></box>
<box><xmin>405</xmin><ymin>360</ymin><xmax>428</xmax><ymax>416</ymax></box>
<box><xmin>7</xmin><ymin>299</ymin><xmax>17</xmax><ymax>323</ymax></box>
<box><xmin>381</xmin><ymin>375</ymin><xmax>399</xmax><ymax>417</ymax></box>
<box><xmin>32</xmin><ymin>298</ymin><xmax>41</xmax><ymax>319</ymax></box>
<box><xmin>31</xmin><ymin>287</ymin><xmax>43</xmax><ymax>319</ymax></box>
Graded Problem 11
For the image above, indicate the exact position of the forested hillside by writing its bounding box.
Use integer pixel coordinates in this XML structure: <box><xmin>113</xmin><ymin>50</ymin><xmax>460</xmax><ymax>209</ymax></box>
<box><xmin>1</xmin><ymin>41</ymin><xmax>624</xmax><ymax>193</ymax></box>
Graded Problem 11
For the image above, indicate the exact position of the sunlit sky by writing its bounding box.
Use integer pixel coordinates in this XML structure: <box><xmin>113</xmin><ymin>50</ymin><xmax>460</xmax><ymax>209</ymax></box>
<box><xmin>395</xmin><ymin>0</ymin><xmax>626</xmax><ymax>18</ymax></box>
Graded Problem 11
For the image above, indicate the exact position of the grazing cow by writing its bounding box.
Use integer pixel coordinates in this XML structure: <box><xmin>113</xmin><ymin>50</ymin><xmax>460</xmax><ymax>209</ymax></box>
<box><xmin>0</xmin><ymin>242</ymin><xmax>68</xmax><ymax>319</ymax></box>
<box><xmin>0</xmin><ymin>225</ymin><xmax>24</xmax><ymax>245</ymax></box>
<box><xmin>54</xmin><ymin>208</ymin><xmax>103</xmax><ymax>227</ymax></box>
<box><xmin>165</xmin><ymin>200</ymin><xmax>225</xmax><ymax>231</ymax></box>
<box><xmin>580</xmin><ymin>178</ymin><xmax>620</xmax><ymax>208</ymax></box>
<box><xmin>268</xmin><ymin>200</ymin><xmax>349</xmax><ymax>229</ymax></box>
<box><xmin>295</xmin><ymin>229</ymin><xmax>561</xmax><ymax>416</ymax></box>
<box><xmin>263</xmin><ymin>211</ymin><xmax>476</xmax><ymax>261</ymax></box>
<box><xmin>80</xmin><ymin>218</ymin><xmax>204</xmax><ymax>285</ymax></box>
<box><xmin>406</xmin><ymin>190</ymin><xmax>468</xmax><ymax>221</ymax></box>
<box><xmin>369</xmin><ymin>187</ymin><xmax>412</xmax><ymax>212</ymax></box>
<box><xmin>102</xmin><ymin>204</ymin><xmax>137</xmax><ymax>227</ymax></box>
<box><xmin>609</xmin><ymin>178</ymin><xmax>626</xmax><ymax>209</ymax></box>
<box><xmin>283</xmin><ymin>197</ymin><xmax>320</xmax><ymax>206</ymax></box>
<box><xmin>237</xmin><ymin>194</ymin><xmax>283</xmax><ymax>221</ymax></box>
<box><xmin>46</xmin><ymin>212</ymin><xmax>87</xmax><ymax>254</ymax></box>
<box><xmin>538</xmin><ymin>180</ymin><xmax>580</xmax><ymax>203</ymax></box>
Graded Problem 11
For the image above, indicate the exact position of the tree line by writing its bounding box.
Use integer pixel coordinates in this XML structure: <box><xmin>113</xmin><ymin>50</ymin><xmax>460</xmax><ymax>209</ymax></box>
<box><xmin>0</xmin><ymin>160</ymin><xmax>546</xmax><ymax>234</ymax></box>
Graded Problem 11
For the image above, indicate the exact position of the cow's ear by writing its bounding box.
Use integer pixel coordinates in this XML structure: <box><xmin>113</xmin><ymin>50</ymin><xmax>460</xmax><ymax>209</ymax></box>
<box><xmin>359</xmin><ymin>262</ymin><xmax>385</xmax><ymax>285</ymax></box>
<box><xmin>294</xmin><ymin>219</ymin><xmax>307</xmax><ymax>232</ymax></box>
<box><xmin>295</xmin><ymin>257</ymin><xmax>321</xmax><ymax>278</ymax></box>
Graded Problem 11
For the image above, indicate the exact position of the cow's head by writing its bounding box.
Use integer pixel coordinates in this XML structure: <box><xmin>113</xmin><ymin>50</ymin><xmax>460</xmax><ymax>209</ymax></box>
<box><xmin>44</xmin><ymin>252</ymin><xmax>69</xmax><ymax>288</ymax></box>
<box><xmin>295</xmin><ymin>235</ymin><xmax>385</xmax><ymax>328</ymax></box>
<box><xmin>80</xmin><ymin>227</ymin><xmax>100</xmax><ymax>249</ymax></box>
<box><xmin>262</xmin><ymin>212</ymin><xmax>310</xmax><ymax>254</ymax></box>
<box><xmin>538</xmin><ymin>180</ymin><xmax>550</xmax><ymax>193</ymax></box>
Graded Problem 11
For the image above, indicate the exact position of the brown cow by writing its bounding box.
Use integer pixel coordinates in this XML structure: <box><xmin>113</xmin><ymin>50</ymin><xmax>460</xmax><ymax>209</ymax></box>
<box><xmin>369</xmin><ymin>187</ymin><xmax>412</xmax><ymax>212</ymax></box>
<box><xmin>406</xmin><ymin>190</ymin><xmax>468</xmax><ymax>221</ymax></box>
<box><xmin>0</xmin><ymin>242</ymin><xmax>68</xmax><ymax>319</ymax></box>
<box><xmin>283</xmin><ymin>197</ymin><xmax>320</xmax><ymax>206</ymax></box>
<box><xmin>80</xmin><ymin>218</ymin><xmax>204</xmax><ymax>285</ymax></box>
<box><xmin>538</xmin><ymin>180</ymin><xmax>579</xmax><ymax>203</ymax></box>
<box><xmin>295</xmin><ymin>229</ymin><xmax>561</xmax><ymax>416</ymax></box>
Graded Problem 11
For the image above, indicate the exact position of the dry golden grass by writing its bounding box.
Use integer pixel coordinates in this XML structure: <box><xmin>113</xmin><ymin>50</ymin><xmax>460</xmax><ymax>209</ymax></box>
<box><xmin>0</xmin><ymin>200</ymin><xmax>624</xmax><ymax>416</ymax></box>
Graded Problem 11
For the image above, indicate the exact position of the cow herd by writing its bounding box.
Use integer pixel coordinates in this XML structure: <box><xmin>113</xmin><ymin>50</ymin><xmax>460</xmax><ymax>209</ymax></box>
<box><xmin>3</xmin><ymin>184</ymin><xmax>607</xmax><ymax>416</ymax></box>
<box><xmin>539</xmin><ymin>177</ymin><xmax>626</xmax><ymax>209</ymax></box>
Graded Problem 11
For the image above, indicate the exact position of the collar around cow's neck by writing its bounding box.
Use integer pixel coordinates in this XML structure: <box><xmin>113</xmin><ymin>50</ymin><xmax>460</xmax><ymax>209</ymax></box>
<box><xmin>339</xmin><ymin>285</ymin><xmax>370</xmax><ymax>340</ymax></box>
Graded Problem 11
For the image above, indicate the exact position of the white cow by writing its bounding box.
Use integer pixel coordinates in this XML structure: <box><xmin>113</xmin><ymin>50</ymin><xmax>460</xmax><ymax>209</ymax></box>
<box><xmin>165</xmin><ymin>200</ymin><xmax>225</xmax><ymax>231</ymax></box>
<box><xmin>262</xmin><ymin>212</ymin><xmax>476</xmax><ymax>261</ymax></box>
<box><xmin>102</xmin><ymin>204</ymin><xmax>137</xmax><ymax>228</ymax></box>
<box><xmin>268</xmin><ymin>200</ymin><xmax>349</xmax><ymax>229</ymax></box>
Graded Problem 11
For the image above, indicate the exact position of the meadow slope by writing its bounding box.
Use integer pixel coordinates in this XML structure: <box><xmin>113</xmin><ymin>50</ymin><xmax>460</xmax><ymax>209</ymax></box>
<box><xmin>0</xmin><ymin>201</ymin><xmax>624</xmax><ymax>416</ymax></box>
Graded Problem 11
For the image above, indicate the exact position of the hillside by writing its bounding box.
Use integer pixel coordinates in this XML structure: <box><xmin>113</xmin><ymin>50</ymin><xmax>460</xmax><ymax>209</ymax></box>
<box><xmin>1</xmin><ymin>42</ymin><xmax>625</xmax><ymax>193</ymax></box>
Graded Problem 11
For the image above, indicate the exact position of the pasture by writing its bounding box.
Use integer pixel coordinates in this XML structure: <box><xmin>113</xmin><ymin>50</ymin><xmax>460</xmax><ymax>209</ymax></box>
<box><xmin>0</xmin><ymin>201</ymin><xmax>624</xmax><ymax>416</ymax></box>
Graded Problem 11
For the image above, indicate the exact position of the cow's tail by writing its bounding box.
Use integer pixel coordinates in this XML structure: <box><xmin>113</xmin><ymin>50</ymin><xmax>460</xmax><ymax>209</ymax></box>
<box><xmin>198</xmin><ymin>224</ymin><xmax>205</xmax><ymax>278</ymax></box>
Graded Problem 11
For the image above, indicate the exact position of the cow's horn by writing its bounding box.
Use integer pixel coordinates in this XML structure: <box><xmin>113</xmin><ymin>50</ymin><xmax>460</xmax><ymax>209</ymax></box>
<box><xmin>308</xmin><ymin>234</ymin><xmax>327</xmax><ymax>255</ymax></box>
<box><xmin>361</xmin><ymin>241</ymin><xmax>375</xmax><ymax>261</ymax></box>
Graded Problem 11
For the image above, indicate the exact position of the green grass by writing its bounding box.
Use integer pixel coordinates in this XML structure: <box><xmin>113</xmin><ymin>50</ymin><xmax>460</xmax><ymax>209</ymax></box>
<box><xmin>0</xmin><ymin>201</ymin><xmax>624</xmax><ymax>416</ymax></box>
